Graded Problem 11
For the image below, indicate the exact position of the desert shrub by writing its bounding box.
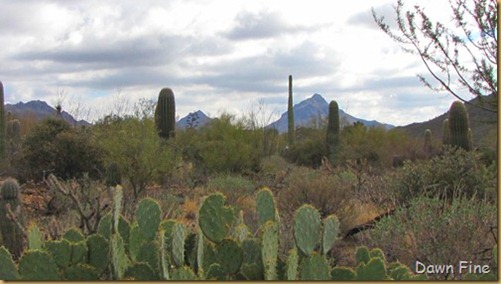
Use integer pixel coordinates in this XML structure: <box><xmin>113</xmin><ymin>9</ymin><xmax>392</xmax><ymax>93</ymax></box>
<box><xmin>93</xmin><ymin>115</ymin><xmax>176</xmax><ymax>199</ymax></box>
<box><xmin>14</xmin><ymin>117</ymin><xmax>103</xmax><ymax>181</ymax></box>
<box><xmin>369</xmin><ymin>196</ymin><xmax>497</xmax><ymax>280</ymax></box>
<box><xmin>194</xmin><ymin>113</ymin><xmax>262</xmax><ymax>174</ymax></box>
<box><xmin>206</xmin><ymin>175</ymin><xmax>255</xmax><ymax>205</ymax></box>
<box><xmin>391</xmin><ymin>147</ymin><xmax>496</xmax><ymax>203</ymax></box>
<box><xmin>277</xmin><ymin>166</ymin><xmax>352</xmax><ymax>218</ymax></box>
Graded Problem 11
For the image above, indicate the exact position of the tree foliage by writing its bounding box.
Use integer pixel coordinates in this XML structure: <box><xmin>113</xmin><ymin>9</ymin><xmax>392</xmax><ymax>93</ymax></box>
<box><xmin>373</xmin><ymin>0</ymin><xmax>497</xmax><ymax>112</ymax></box>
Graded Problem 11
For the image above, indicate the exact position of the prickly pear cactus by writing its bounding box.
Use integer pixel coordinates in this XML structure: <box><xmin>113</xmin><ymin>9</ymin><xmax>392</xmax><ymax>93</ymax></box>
<box><xmin>261</xmin><ymin>221</ymin><xmax>279</xmax><ymax>280</ymax></box>
<box><xmin>171</xmin><ymin>266</ymin><xmax>196</xmax><ymax>280</ymax></box>
<box><xmin>172</xmin><ymin>222</ymin><xmax>187</xmax><ymax>267</ymax></box>
<box><xmin>198</xmin><ymin>193</ymin><xmax>234</xmax><ymax>243</ymax></box>
<box><xmin>214</xmin><ymin>238</ymin><xmax>243</xmax><ymax>275</ymax></box>
<box><xmin>111</xmin><ymin>233</ymin><xmax>130</xmax><ymax>280</ymax></box>
<box><xmin>136</xmin><ymin>198</ymin><xmax>162</xmax><ymax>241</ymax></box>
<box><xmin>18</xmin><ymin>250</ymin><xmax>61</xmax><ymax>280</ymax></box>
<box><xmin>0</xmin><ymin>246</ymin><xmax>19</xmax><ymax>280</ymax></box>
<box><xmin>355</xmin><ymin>246</ymin><xmax>371</xmax><ymax>265</ymax></box>
<box><xmin>355</xmin><ymin>257</ymin><xmax>388</xmax><ymax>281</ymax></box>
<box><xmin>124</xmin><ymin>262</ymin><xmax>156</xmax><ymax>280</ymax></box>
<box><xmin>27</xmin><ymin>223</ymin><xmax>44</xmax><ymax>250</ymax></box>
<box><xmin>322</xmin><ymin>214</ymin><xmax>339</xmax><ymax>255</ymax></box>
<box><xmin>293</xmin><ymin>204</ymin><xmax>321</xmax><ymax>256</ymax></box>
<box><xmin>64</xmin><ymin>263</ymin><xmax>99</xmax><ymax>281</ymax></box>
<box><xmin>63</xmin><ymin>228</ymin><xmax>85</xmax><ymax>243</ymax></box>
<box><xmin>137</xmin><ymin>241</ymin><xmax>160</xmax><ymax>278</ymax></box>
<box><xmin>45</xmin><ymin>239</ymin><xmax>72</xmax><ymax>268</ymax></box>
<box><xmin>331</xmin><ymin>266</ymin><xmax>356</xmax><ymax>280</ymax></box>
<box><xmin>256</xmin><ymin>187</ymin><xmax>277</xmax><ymax>226</ymax></box>
<box><xmin>285</xmin><ymin>248</ymin><xmax>298</xmax><ymax>280</ymax></box>
<box><xmin>299</xmin><ymin>253</ymin><xmax>331</xmax><ymax>280</ymax></box>
<box><xmin>86</xmin><ymin>234</ymin><xmax>109</xmax><ymax>274</ymax></box>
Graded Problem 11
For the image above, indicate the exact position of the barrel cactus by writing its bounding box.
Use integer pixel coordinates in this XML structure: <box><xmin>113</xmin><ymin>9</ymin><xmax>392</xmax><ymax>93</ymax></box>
<box><xmin>154</xmin><ymin>88</ymin><xmax>176</xmax><ymax>140</ymax></box>
<box><xmin>0</xmin><ymin>178</ymin><xmax>24</xmax><ymax>259</ymax></box>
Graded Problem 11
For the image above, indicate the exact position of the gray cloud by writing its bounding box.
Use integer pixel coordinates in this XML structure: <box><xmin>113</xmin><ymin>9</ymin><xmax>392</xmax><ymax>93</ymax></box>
<box><xmin>224</xmin><ymin>10</ymin><xmax>319</xmax><ymax>40</ymax></box>
<box><xmin>189</xmin><ymin>42</ymin><xmax>339</xmax><ymax>94</ymax></box>
<box><xmin>347</xmin><ymin>4</ymin><xmax>397</xmax><ymax>30</ymax></box>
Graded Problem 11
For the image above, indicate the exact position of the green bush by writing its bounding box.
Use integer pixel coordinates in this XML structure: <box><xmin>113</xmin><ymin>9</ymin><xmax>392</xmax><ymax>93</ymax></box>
<box><xmin>392</xmin><ymin>147</ymin><xmax>496</xmax><ymax>202</ymax></box>
<box><xmin>93</xmin><ymin>115</ymin><xmax>176</xmax><ymax>199</ymax></box>
<box><xmin>206</xmin><ymin>175</ymin><xmax>255</xmax><ymax>205</ymax></box>
<box><xmin>369</xmin><ymin>196</ymin><xmax>497</xmax><ymax>280</ymax></box>
<box><xmin>193</xmin><ymin>114</ymin><xmax>261</xmax><ymax>174</ymax></box>
<box><xmin>14</xmin><ymin>117</ymin><xmax>103</xmax><ymax>181</ymax></box>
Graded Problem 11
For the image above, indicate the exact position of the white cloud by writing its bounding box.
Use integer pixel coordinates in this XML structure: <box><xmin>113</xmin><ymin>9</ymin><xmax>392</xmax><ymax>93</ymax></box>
<box><xmin>0</xmin><ymin>0</ymin><xmax>471</xmax><ymax>126</ymax></box>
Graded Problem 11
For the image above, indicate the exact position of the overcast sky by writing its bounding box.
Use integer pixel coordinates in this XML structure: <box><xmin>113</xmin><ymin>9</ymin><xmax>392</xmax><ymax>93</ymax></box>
<box><xmin>0</xmin><ymin>0</ymin><xmax>475</xmax><ymax>126</ymax></box>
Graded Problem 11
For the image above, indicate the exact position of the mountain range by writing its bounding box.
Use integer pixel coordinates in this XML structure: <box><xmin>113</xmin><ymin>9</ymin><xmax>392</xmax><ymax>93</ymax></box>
<box><xmin>266</xmin><ymin>93</ymin><xmax>394</xmax><ymax>133</ymax></box>
<box><xmin>6</xmin><ymin>94</ymin><xmax>494</xmax><ymax>147</ymax></box>
<box><xmin>5</xmin><ymin>100</ymin><xmax>91</xmax><ymax>127</ymax></box>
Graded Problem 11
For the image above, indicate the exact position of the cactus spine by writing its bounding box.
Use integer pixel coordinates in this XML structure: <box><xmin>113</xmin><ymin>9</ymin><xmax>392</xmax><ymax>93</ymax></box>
<box><xmin>287</xmin><ymin>75</ymin><xmax>295</xmax><ymax>146</ymax></box>
<box><xmin>154</xmin><ymin>88</ymin><xmax>176</xmax><ymax>140</ymax></box>
<box><xmin>0</xmin><ymin>178</ymin><xmax>24</xmax><ymax>259</ymax></box>
<box><xmin>423</xmin><ymin>129</ymin><xmax>432</xmax><ymax>157</ymax></box>
<box><xmin>326</xmin><ymin>100</ymin><xmax>340</xmax><ymax>166</ymax></box>
<box><xmin>448</xmin><ymin>101</ymin><xmax>472</xmax><ymax>151</ymax></box>
<box><xmin>0</xmin><ymin>81</ymin><xmax>5</xmax><ymax>160</ymax></box>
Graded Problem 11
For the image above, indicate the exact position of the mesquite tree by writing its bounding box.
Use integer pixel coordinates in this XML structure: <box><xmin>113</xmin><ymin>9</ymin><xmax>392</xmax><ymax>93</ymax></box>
<box><xmin>372</xmin><ymin>0</ymin><xmax>497</xmax><ymax>113</ymax></box>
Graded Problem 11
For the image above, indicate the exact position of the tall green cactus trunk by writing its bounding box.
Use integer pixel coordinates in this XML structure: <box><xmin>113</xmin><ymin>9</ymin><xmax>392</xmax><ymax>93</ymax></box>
<box><xmin>287</xmin><ymin>75</ymin><xmax>294</xmax><ymax>146</ymax></box>
<box><xmin>0</xmin><ymin>81</ymin><xmax>6</xmax><ymax>161</ymax></box>
<box><xmin>154</xmin><ymin>88</ymin><xmax>176</xmax><ymax>140</ymax></box>
<box><xmin>442</xmin><ymin>118</ymin><xmax>450</xmax><ymax>147</ymax></box>
<box><xmin>423</xmin><ymin>129</ymin><xmax>432</xmax><ymax>157</ymax></box>
<box><xmin>326</xmin><ymin>100</ymin><xmax>340</xmax><ymax>166</ymax></box>
<box><xmin>448</xmin><ymin>101</ymin><xmax>472</xmax><ymax>151</ymax></box>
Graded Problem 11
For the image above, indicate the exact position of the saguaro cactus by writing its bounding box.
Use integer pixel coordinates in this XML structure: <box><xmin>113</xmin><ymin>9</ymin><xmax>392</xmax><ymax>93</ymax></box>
<box><xmin>423</xmin><ymin>129</ymin><xmax>432</xmax><ymax>157</ymax></box>
<box><xmin>448</xmin><ymin>101</ymin><xmax>472</xmax><ymax>151</ymax></box>
<box><xmin>0</xmin><ymin>178</ymin><xmax>24</xmax><ymax>259</ymax></box>
<box><xmin>0</xmin><ymin>81</ymin><xmax>5</xmax><ymax>160</ymax></box>
<box><xmin>442</xmin><ymin>118</ymin><xmax>450</xmax><ymax>146</ymax></box>
<box><xmin>326</xmin><ymin>100</ymin><xmax>340</xmax><ymax>166</ymax></box>
<box><xmin>287</xmin><ymin>75</ymin><xmax>295</xmax><ymax>146</ymax></box>
<box><xmin>154</xmin><ymin>88</ymin><xmax>176</xmax><ymax>140</ymax></box>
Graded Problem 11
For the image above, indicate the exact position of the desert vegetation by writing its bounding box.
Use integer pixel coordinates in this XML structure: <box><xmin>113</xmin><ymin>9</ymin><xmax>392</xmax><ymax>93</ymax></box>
<box><xmin>0</xmin><ymin>76</ymin><xmax>497</xmax><ymax>280</ymax></box>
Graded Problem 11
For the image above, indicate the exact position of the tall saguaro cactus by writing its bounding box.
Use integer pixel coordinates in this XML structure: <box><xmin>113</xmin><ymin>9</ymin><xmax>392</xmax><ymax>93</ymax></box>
<box><xmin>154</xmin><ymin>88</ymin><xmax>176</xmax><ymax>140</ymax></box>
<box><xmin>448</xmin><ymin>101</ymin><xmax>472</xmax><ymax>151</ymax></box>
<box><xmin>326</xmin><ymin>100</ymin><xmax>340</xmax><ymax>166</ymax></box>
<box><xmin>287</xmin><ymin>75</ymin><xmax>294</xmax><ymax>146</ymax></box>
<box><xmin>442</xmin><ymin>118</ymin><xmax>450</xmax><ymax>146</ymax></box>
<box><xmin>0</xmin><ymin>81</ymin><xmax>6</xmax><ymax>160</ymax></box>
<box><xmin>423</xmin><ymin>129</ymin><xmax>432</xmax><ymax>157</ymax></box>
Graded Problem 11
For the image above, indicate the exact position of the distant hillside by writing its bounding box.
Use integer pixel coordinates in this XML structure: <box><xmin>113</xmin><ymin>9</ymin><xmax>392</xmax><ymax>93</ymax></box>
<box><xmin>5</xmin><ymin>100</ymin><xmax>90</xmax><ymax>127</ymax></box>
<box><xmin>176</xmin><ymin>110</ymin><xmax>212</xmax><ymax>129</ymax></box>
<box><xmin>397</xmin><ymin>95</ymin><xmax>497</xmax><ymax>148</ymax></box>
<box><xmin>267</xmin><ymin>93</ymin><xmax>394</xmax><ymax>133</ymax></box>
